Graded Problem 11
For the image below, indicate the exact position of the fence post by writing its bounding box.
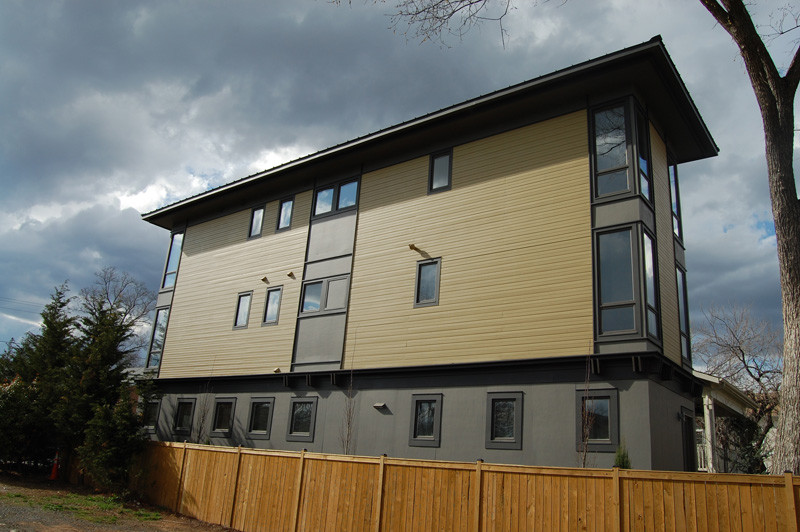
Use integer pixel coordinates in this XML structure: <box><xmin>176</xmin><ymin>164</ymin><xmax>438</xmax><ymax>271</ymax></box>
<box><xmin>472</xmin><ymin>459</ymin><xmax>483</xmax><ymax>532</ymax></box>
<box><xmin>373</xmin><ymin>454</ymin><xmax>387</xmax><ymax>532</ymax></box>
<box><xmin>612</xmin><ymin>467</ymin><xmax>621</xmax><ymax>532</ymax></box>
<box><xmin>785</xmin><ymin>471</ymin><xmax>798</xmax><ymax>532</ymax></box>
<box><xmin>228</xmin><ymin>446</ymin><xmax>243</xmax><ymax>528</ymax></box>
<box><xmin>291</xmin><ymin>449</ymin><xmax>307</xmax><ymax>532</ymax></box>
<box><xmin>174</xmin><ymin>441</ymin><xmax>188</xmax><ymax>514</ymax></box>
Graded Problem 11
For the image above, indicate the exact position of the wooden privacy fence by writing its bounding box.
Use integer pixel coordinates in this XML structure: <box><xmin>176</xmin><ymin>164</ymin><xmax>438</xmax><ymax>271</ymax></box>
<box><xmin>132</xmin><ymin>441</ymin><xmax>800</xmax><ymax>532</ymax></box>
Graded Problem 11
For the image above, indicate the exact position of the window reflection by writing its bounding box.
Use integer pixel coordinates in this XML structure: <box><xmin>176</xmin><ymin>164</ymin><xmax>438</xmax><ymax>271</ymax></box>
<box><xmin>414</xmin><ymin>400</ymin><xmax>436</xmax><ymax>438</ymax></box>
<box><xmin>302</xmin><ymin>282</ymin><xmax>323</xmax><ymax>312</ymax></box>
<box><xmin>582</xmin><ymin>397</ymin><xmax>610</xmax><ymax>441</ymax></box>
<box><xmin>491</xmin><ymin>399</ymin><xmax>515</xmax><ymax>439</ymax></box>
<box><xmin>291</xmin><ymin>402</ymin><xmax>313</xmax><ymax>434</ymax></box>
<box><xmin>314</xmin><ymin>188</ymin><xmax>334</xmax><ymax>215</ymax></box>
<box><xmin>338</xmin><ymin>181</ymin><xmax>358</xmax><ymax>209</ymax></box>
<box><xmin>278</xmin><ymin>199</ymin><xmax>293</xmax><ymax>229</ymax></box>
<box><xmin>162</xmin><ymin>233</ymin><xmax>184</xmax><ymax>289</ymax></box>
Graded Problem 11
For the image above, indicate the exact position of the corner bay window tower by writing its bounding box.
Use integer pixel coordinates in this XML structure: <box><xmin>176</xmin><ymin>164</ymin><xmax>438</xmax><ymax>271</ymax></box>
<box><xmin>140</xmin><ymin>37</ymin><xmax>717</xmax><ymax>471</ymax></box>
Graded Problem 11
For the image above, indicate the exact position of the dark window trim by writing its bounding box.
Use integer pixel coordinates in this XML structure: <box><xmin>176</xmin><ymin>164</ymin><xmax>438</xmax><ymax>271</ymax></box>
<box><xmin>142</xmin><ymin>399</ymin><xmax>161</xmax><ymax>433</ymax></box>
<box><xmin>233</xmin><ymin>291</ymin><xmax>253</xmax><ymax>329</ymax></box>
<box><xmin>298</xmin><ymin>275</ymin><xmax>350</xmax><ymax>317</ymax></box>
<box><xmin>485</xmin><ymin>392</ymin><xmax>523</xmax><ymax>450</ymax></box>
<box><xmin>409</xmin><ymin>393</ymin><xmax>443</xmax><ymax>447</ymax></box>
<box><xmin>161</xmin><ymin>231</ymin><xmax>185</xmax><ymax>291</ymax></box>
<box><xmin>311</xmin><ymin>178</ymin><xmax>360</xmax><ymax>219</ymax></box>
<box><xmin>676</xmin><ymin>265</ymin><xmax>691</xmax><ymax>363</ymax></box>
<box><xmin>594</xmin><ymin>226</ymin><xmax>638</xmax><ymax>338</ymax></box>
<box><xmin>642</xmin><ymin>228</ymin><xmax>660</xmax><ymax>341</ymax></box>
<box><xmin>287</xmin><ymin>396</ymin><xmax>318</xmax><ymax>442</ymax></box>
<box><xmin>146</xmin><ymin>306</ymin><xmax>170</xmax><ymax>369</ymax></box>
<box><xmin>262</xmin><ymin>286</ymin><xmax>283</xmax><ymax>326</ymax></box>
<box><xmin>633</xmin><ymin>102</ymin><xmax>653</xmax><ymax>205</ymax></box>
<box><xmin>247</xmin><ymin>397</ymin><xmax>275</xmax><ymax>440</ymax></box>
<box><xmin>211</xmin><ymin>397</ymin><xmax>237</xmax><ymax>436</ymax></box>
<box><xmin>414</xmin><ymin>257</ymin><xmax>442</xmax><ymax>308</ymax></box>
<box><xmin>575</xmin><ymin>388</ymin><xmax>619</xmax><ymax>452</ymax></box>
<box><xmin>173</xmin><ymin>398</ymin><xmax>196</xmax><ymax>435</ymax></box>
<box><xmin>668</xmin><ymin>156</ymin><xmax>684</xmax><ymax>242</ymax></box>
<box><xmin>248</xmin><ymin>206</ymin><xmax>265</xmax><ymax>239</ymax></box>
<box><xmin>276</xmin><ymin>197</ymin><xmax>295</xmax><ymax>232</ymax></box>
<box><xmin>428</xmin><ymin>149</ymin><xmax>453</xmax><ymax>194</ymax></box>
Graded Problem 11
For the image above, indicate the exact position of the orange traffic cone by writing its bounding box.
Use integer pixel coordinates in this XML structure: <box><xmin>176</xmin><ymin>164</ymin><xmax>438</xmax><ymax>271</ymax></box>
<box><xmin>49</xmin><ymin>451</ymin><xmax>59</xmax><ymax>480</ymax></box>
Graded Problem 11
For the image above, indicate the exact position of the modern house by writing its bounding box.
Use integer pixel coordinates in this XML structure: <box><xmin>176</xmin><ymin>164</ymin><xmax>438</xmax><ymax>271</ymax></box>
<box><xmin>141</xmin><ymin>36</ymin><xmax>718</xmax><ymax>471</ymax></box>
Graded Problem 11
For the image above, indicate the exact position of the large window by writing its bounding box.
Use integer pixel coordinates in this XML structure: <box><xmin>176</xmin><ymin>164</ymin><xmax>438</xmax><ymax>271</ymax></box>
<box><xmin>597</xmin><ymin>229</ymin><xmax>635</xmax><ymax>334</ymax></box>
<box><xmin>173</xmin><ymin>399</ymin><xmax>195</xmax><ymax>434</ymax></box>
<box><xmin>277</xmin><ymin>198</ymin><xmax>294</xmax><ymax>230</ymax></box>
<box><xmin>575</xmin><ymin>389</ymin><xmax>618</xmax><ymax>452</ymax></box>
<box><xmin>414</xmin><ymin>258</ymin><xmax>441</xmax><ymax>307</ymax></box>
<box><xmin>247</xmin><ymin>397</ymin><xmax>274</xmax><ymax>439</ymax></box>
<box><xmin>485</xmin><ymin>392</ymin><xmax>523</xmax><ymax>450</ymax></box>
<box><xmin>263</xmin><ymin>286</ymin><xmax>283</xmax><ymax>325</ymax></box>
<box><xmin>146</xmin><ymin>307</ymin><xmax>169</xmax><ymax>368</ymax></box>
<box><xmin>676</xmin><ymin>267</ymin><xmax>691</xmax><ymax>362</ymax></box>
<box><xmin>429</xmin><ymin>151</ymin><xmax>452</xmax><ymax>192</ymax></box>
<box><xmin>234</xmin><ymin>292</ymin><xmax>252</xmax><ymax>329</ymax></box>
<box><xmin>212</xmin><ymin>398</ymin><xmax>236</xmax><ymax>435</ymax></box>
<box><xmin>669</xmin><ymin>160</ymin><xmax>683</xmax><ymax>239</ymax></box>
<box><xmin>162</xmin><ymin>232</ymin><xmax>184</xmax><ymax>289</ymax></box>
<box><xmin>313</xmin><ymin>180</ymin><xmax>359</xmax><ymax>216</ymax></box>
<box><xmin>287</xmin><ymin>397</ymin><xmax>318</xmax><ymax>442</ymax></box>
<box><xmin>249</xmin><ymin>207</ymin><xmax>264</xmax><ymax>238</ymax></box>
<box><xmin>299</xmin><ymin>276</ymin><xmax>349</xmax><ymax>316</ymax></box>
<box><xmin>409</xmin><ymin>394</ymin><xmax>442</xmax><ymax>447</ymax></box>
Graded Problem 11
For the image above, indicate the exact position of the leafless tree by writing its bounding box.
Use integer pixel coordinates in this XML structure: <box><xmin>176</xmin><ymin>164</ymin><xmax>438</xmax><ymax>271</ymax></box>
<box><xmin>356</xmin><ymin>0</ymin><xmax>800</xmax><ymax>474</ymax></box>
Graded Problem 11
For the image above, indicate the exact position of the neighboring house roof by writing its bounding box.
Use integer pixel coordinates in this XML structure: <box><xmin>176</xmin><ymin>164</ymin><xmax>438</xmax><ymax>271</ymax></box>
<box><xmin>693</xmin><ymin>369</ymin><xmax>758</xmax><ymax>415</ymax></box>
<box><xmin>143</xmin><ymin>35</ymin><xmax>718</xmax><ymax>231</ymax></box>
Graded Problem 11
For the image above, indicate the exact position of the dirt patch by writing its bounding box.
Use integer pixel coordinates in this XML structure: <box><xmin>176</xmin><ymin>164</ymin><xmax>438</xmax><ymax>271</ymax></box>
<box><xmin>0</xmin><ymin>472</ymin><xmax>232</xmax><ymax>532</ymax></box>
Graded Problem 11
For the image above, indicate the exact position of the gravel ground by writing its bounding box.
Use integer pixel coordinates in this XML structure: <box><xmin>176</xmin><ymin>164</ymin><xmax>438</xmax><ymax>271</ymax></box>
<box><xmin>0</xmin><ymin>473</ymin><xmax>232</xmax><ymax>532</ymax></box>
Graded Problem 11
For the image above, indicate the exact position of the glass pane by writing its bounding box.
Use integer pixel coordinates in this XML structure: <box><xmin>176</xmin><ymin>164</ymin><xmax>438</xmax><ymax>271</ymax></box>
<box><xmin>640</xmin><ymin>171</ymin><xmax>650</xmax><ymax>201</ymax></box>
<box><xmin>637</xmin><ymin>111</ymin><xmax>650</xmax><ymax>176</ymax></box>
<box><xmin>302</xmin><ymin>282</ymin><xmax>322</xmax><ymax>312</ymax></box>
<box><xmin>673</xmin><ymin>214</ymin><xmax>681</xmax><ymax>238</ymax></box>
<box><xmin>250</xmin><ymin>402</ymin><xmax>271</xmax><ymax>432</ymax></box>
<box><xmin>414</xmin><ymin>400</ymin><xmax>436</xmax><ymax>438</ymax></box>
<box><xmin>162</xmin><ymin>233</ymin><xmax>184</xmax><ymax>288</ymax></box>
<box><xmin>417</xmin><ymin>262</ymin><xmax>438</xmax><ymax>303</ymax></box>
<box><xmin>338</xmin><ymin>181</ymin><xmax>358</xmax><ymax>209</ymax></box>
<box><xmin>315</xmin><ymin>188</ymin><xmax>334</xmax><ymax>215</ymax></box>
<box><xmin>597</xmin><ymin>169</ymin><xmax>629</xmax><ymax>196</ymax></box>
<box><xmin>431</xmin><ymin>154</ymin><xmax>450</xmax><ymax>190</ymax></box>
<box><xmin>150</xmin><ymin>308</ymin><xmax>169</xmax><ymax>353</ymax></box>
<box><xmin>176</xmin><ymin>402</ymin><xmax>193</xmax><ymax>430</ymax></box>
<box><xmin>235</xmin><ymin>294</ymin><xmax>251</xmax><ymax>327</ymax></box>
<box><xmin>594</xmin><ymin>107</ymin><xmax>627</xmax><ymax>172</ymax></box>
<box><xmin>492</xmin><ymin>399</ymin><xmax>515</xmax><ymax>440</ymax></box>
<box><xmin>278</xmin><ymin>199</ymin><xmax>293</xmax><ymax>229</ymax></box>
<box><xmin>250</xmin><ymin>208</ymin><xmax>264</xmax><ymax>237</ymax></box>
<box><xmin>598</xmin><ymin>230</ymin><xmax>633</xmax><ymax>304</ymax></box>
<box><xmin>601</xmin><ymin>306</ymin><xmax>635</xmax><ymax>333</ymax></box>
<box><xmin>681</xmin><ymin>335</ymin><xmax>690</xmax><ymax>360</ymax></box>
<box><xmin>647</xmin><ymin>309</ymin><xmax>658</xmax><ymax>337</ymax></box>
<box><xmin>291</xmin><ymin>402</ymin><xmax>313</xmax><ymax>434</ymax></box>
<box><xmin>325</xmin><ymin>278</ymin><xmax>349</xmax><ymax>310</ymax></box>
<box><xmin>264</xmin><ymin>289</ymin><xmax>281</xmax><ymax>323</ymax></box>
<box><xmin>143</xmin><ymin>402</ymin><xmax>159</xmax><ymax>427</ymax></box>
<box><xmin>213</xmin><ymin>402</ymin><xmax>233</xmax><ymax>431</ymax></box>
<box><xmin>676</xmin><ymin>268</ymin><xmax>688</xmax><ymax>335</ymax></box>
<box><xmin>643</xmin><ymin>233</ymin><xmax>655</xmax><ymax>305</ymax></box>
<box><xmin>583</xmin><ymin>398</ymin><xmax>610</xmax><ymax>441</ymax></box>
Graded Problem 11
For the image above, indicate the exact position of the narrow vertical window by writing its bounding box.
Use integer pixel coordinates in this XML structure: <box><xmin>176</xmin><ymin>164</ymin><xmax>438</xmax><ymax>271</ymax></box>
<box><xmin>593</xmin><ymin>106</ymin><xmax>629</xmax><ymax>197</ymax></box>
<box><xmin>277</xmin><ymin>198</ymin><xmax>294</xmax><ymax>230</ymax></box>
<box><xmin>429</xmin><ymin>151</ymin><xmax>452</xmax><ymax>192</ymax></box>
<box><xmin>597</xmin><ymin>230</ymin><xmax>635</xmax><ymax>333</ymax></box>
<box><xmin>162</xmin><ymin>232</ymin><xmax>184</xmax><ymax>289</ymax></box>
<box><xmin>669</xmin><ymin>161</ymin><xmax>683</xmax><ymax>239</ymax></box>
<box><xmin>643</xmin><ymin>232</ymin><xmax>659</xmax><ymax>338</ymax></box>
<box><xmin>486</xmin><ymin>392</ymin><xmax>523</xmax><ymax>450</ymax></box>
<box><xmin>249</xmin><ymin>207</ymin><xmax>264</xmax><ymax>238</ymax></box>
<box><xmin>676</xmin><ymin>267</ymin><xmax>691</xmax><ymax>361</ymax></box>
<box><xmin>234</xmin><ymin>292</ymin><xmax>252</xmax><ymax>328</ymax></box>
<box><xmin>173</xmin><ymin>399</ymin><xmax>195</xmax><ymax>433</ymax></box>
<box><xmin>409</xmin><ymin>394</ymin><xmax>442</xmax><ymax>447</ymax></box>
<box><xmin>212</xmin><ymin>399</ymin><xmax>236</xmax><ymax>434</ymax></box>
<box><xmin>415</xmin><ymin>258</ymin><xmax>441</xmax><ymax>307</ymax></box>
<box><xmin>263</xmin><ymin>287</ymin><xmax>282</xmax><ymax>325</ymax></box>
<box><xmin>287</xmin><ymin>397</ymin><xmax>318</xmax><ymax>442</ymax></box>
<box><xmin>147</xmin><ymin>307</ymin><xmax>169</xmax><ymax>368</ymax></box>
<box><xmin>636</xmin><ymin>110</ymin><xmax>652</xmax><ymax>202</ymax></box>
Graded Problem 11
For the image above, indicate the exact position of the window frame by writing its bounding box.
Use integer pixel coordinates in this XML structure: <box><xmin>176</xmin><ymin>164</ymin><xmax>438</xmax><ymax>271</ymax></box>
<box><xmin>146</xmin><ymin>306</ymin><xmax>170</xmax><ymax>368</ymax></box>
<box><xmin>676</xmin><ymin>265</ymin><xmax>691</xmax><ymax>363</ymax></box>
<box><xmin>276</xmin><ymin>197</ymin><xmax>294</xmax><ymax>231</ymax></box>
<box><xmin>173</xmin><ymin>398</ymin><xmax>196</xmax><ymax>435</ymax></box>
<box><xmin>595</xmin><ymin>227</ymin><xmax>638</xmax><ymax>337</ymax></box>
<box><xmin>233</xmin><ymin>291</ymin><xmax>253</xmax><ymax>329</ymax></box>
<box><xmin>247</xmin><ymin>397</ymin><xmax>275</xmax><ymax>440</ymax></box>
<box><xmin>414</xmin><ymin>258</ymin><xmax>442</xmax><ymax>308</ymax></box>
<box><xmin>312</xmin><ymin>179</ymin><xmax>360</xmax><ymax>219</ymax></box>
<box><xmin>668</xmin><ymin>157</ymin><xmax>684</xmax><ymax>241</ymax></box>
<box><xmin>642</xmin><ymin>229</ymin><xmax>660</xmax><ymax>340</ymax></box>
<box><xmin>634</xmin><ymin>104</ymin><xmax>653</xmax><ymax>204</ymax></box>
<box><xmin>211</xmin><ymin>397</ymin><xmax>237</xmax><ymax>436</ymax></box>
<box><xmin>161</xmin><ymin>231</ymin><xmax>184</xmax><ymax>290</ymax></box>
<box><xmin>575</xmin><ymin>389</ymin><xmax>619</xmax><ymax>453</ymax></box>
<box><xmin>286</xmin><ymin>397</ymin><xmax>318</xmax><ymax>443</ymax></box>
<box><xmin>485</xmin><ymin>392</ymin><xmax>523</xmax><ymax>450</ymax></box>
<box><xmin>248</xmin><ymin>206</ymin><xmax>265</xmax><ymax>239</ymax></box>
<box><xmin>298</xmin><ymin>275</ymin><xmax>350</xmax><ymax>317</ymax></box>
<box><xmin>262</xmin><ymin>286</ymin><xmax>283</xmax><ymax>326</ymax></box>
<box><xmin>428</xmin><ymin>150</ymin><xmax>452</xmax><ymax>193</ymax></box>
<box><xmin>409</xmin><ymin>393</ymin><xmax>443</xmax><ymax>447</ymax></box>
<box><xmin>142</xmin><ymin>399</ymin><xmax>161</xmax><ymax>433</ymax></box>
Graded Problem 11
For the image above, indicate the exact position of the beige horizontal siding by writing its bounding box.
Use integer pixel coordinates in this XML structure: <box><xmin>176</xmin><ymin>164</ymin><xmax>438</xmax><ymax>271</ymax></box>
<box><xmin>159</xmin><ymin>191</ymin><xmax>312</xmax><ymax>378</ymax></box>
<box><xmin>345</xmin><ymin>111</ymin><xmax>593</xmax><ymax>369</ymax></box>
<box><xmin>651</xmin><ymin>126</ymin><xmax>681</xmax><ymax>365</ymax></box>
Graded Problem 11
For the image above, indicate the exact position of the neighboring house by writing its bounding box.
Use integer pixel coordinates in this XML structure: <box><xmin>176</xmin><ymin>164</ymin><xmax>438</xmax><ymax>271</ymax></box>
<box><xmin>141</xmin><ymin>36</ymin><xmax>718</xmax><ymax>471</ymax></box>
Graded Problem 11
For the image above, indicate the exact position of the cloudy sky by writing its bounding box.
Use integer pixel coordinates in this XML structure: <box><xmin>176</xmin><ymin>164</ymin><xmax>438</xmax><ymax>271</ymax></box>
<box><xmin>1</xmin><ymin>0</ymin><xmax>797</xmax><ymax>354</ymax></box>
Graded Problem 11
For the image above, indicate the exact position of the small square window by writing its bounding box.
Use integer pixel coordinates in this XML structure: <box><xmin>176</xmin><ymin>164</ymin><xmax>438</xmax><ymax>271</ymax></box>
<box><xmin>409</xmin><ymin>394</ymin><xmax>442</xmax><ymax>447</ymax></box>
<box><xmin>575</xmin><ymin>389</ymin><xmax>619</xmax><ymax>452</ymax></box>
<box><xmin>263</xmin><ymin>287</ymin><xmax>283</xmax><ymax>325</ymax></box>
<box><xmin>314</xmin><ymin>187</ymin><xmax>335</xmax><ymax>216</ymax></box>
<box><xmin>287</xmin><ymin>397</ymin><xmax>318</xmax><ymax>442</ymax></box>
<box><xmin>338</xmin><ymin>181</ymin><xmax>358</xmax><ymax>209</ymax></box>
<box><xmin>249</xmin><ymin>207</ymin><xmax>264</xmax><ymax>238</ymax></box>
<box><xmin>173</xmin><ymin>399</ymin><xmax>195</xmax><ymax>434</ymax></box>
<box><xmin>234</xmin><ymin>292</ymin><xmax>252</xmax><ymax>329</ymax></box>
<box><xmin>414</xmin><ymin>258</ymin><xmax>441</xmax><ymax>307</ymax></box>
<box><xmin>212</xmin><ymin>398</ymin><xmax>236</xmax><ymax>435</ymax></box>
<box><xmin>429</xmin><ymin>151</ymin><xmax>452</xmax><ymax>192</ymax></box>
<box><xmin>485</xmin><ymin>392</ymin><xmax>523</xmax><ymax>450</ymax></box>
<box><xmin>277</xmin><ymin>198</ymin><xmax>294</xmax><ymax>230</ymax></box>
<box><xmin>143</xmin><ymin>400</ymin><xmax>160</xmax><ymax>431</ymax></box>
<box><xmin>247</xmin><ymin>398</ymin><xmax>274</xmax><ymax>439</ymax></box>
